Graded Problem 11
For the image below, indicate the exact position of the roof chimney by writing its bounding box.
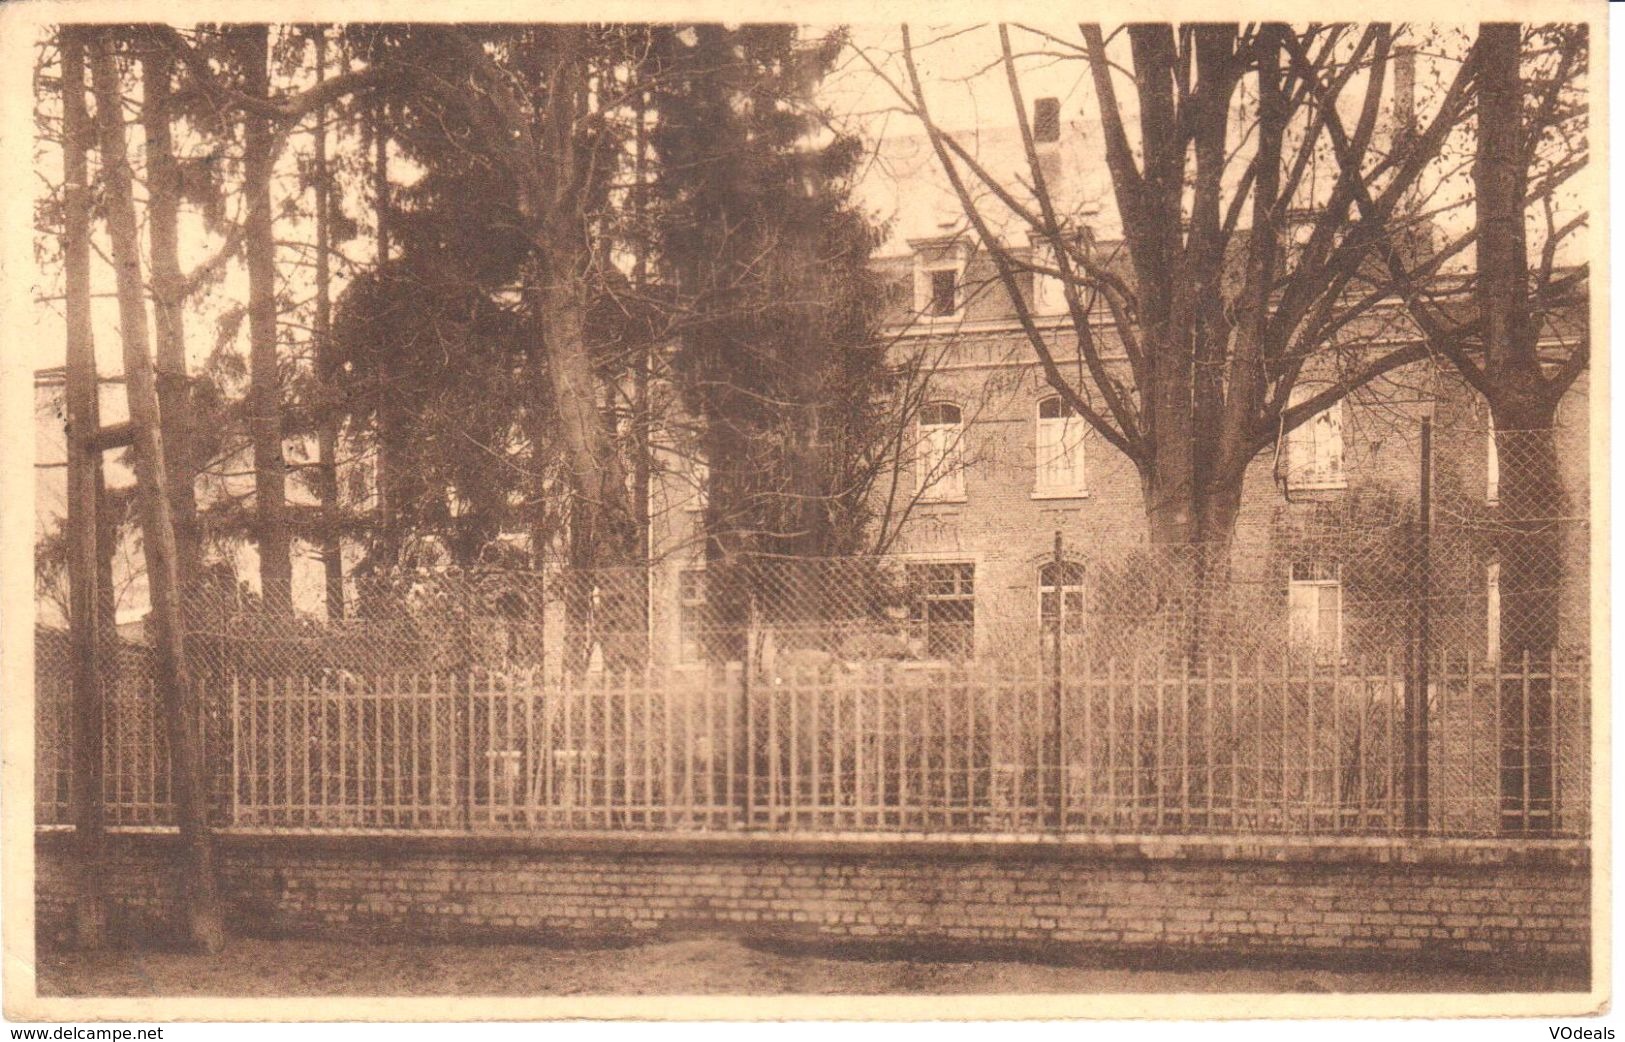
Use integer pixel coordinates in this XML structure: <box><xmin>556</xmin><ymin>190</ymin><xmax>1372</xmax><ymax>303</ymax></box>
<box><xmin>1393</xmin><ymin>46</ymin><xmax>1416</xmax><ymax>145</ymax></box>
<box><xmin>1032</xmin><ymin>97</ymin><xmax>1063</xmax><ymax>195</ymax></box>
<box><xmin>1033</xmin><ymin>97</ymin><xmax>1061</xmax><ymax>144</ymax></box>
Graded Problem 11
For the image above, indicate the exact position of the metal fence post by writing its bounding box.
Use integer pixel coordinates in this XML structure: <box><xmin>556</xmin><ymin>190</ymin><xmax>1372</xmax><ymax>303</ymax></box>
<box><xmin>739</xmin><ymin>592</ymin><xmax>758</xmax><ymax>829</ymax></box>
<box><xmin>1408</xmin><ymin>414</ymin><xmax>1433</xmax><ymax>833</ymax></box>
<box><xmin>1051</xmin><ymin>530</ymin><xmax>1065</xmax><ymax>830</ymax></box>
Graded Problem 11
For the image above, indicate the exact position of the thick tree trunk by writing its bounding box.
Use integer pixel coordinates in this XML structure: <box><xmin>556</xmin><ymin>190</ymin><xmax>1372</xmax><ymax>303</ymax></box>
<box><xmin>363</xmin><ymin>107</ymin><xmax>404</xmax><ymax>576</ymax></box>
<box><xmin>240</xmin><ymin>26</ymin><xmax>293</xmax><ymax>614</ymax></box>
<box><xmin>1138</xmin><ymin>450</ymin><xmax>1245</xmax><ymax>663</ymax></box>
<box><xmin>1140</xmin><ymin>451</ymin><xmax>1244</xmax><ymax>820</ymax></box>
<box><xmin>1492</xmin><ymin>400</ymin><xmax>1563</xmax><ymax>833</ymax></box>
<box><xmin>1476</xmin><ymin>23</ymin><xmax>1563</xmax><ymax>833</ymax></box>
<box><xmin>90</xmin><ymin>30</ymin><xmax>225</xmax><ymax>953</ymax></box>
<box><xmin>60</xmin><ymin>24</ymin><xmax>107</xmax><ymax>951</ymax></box>
<box><xmin>1494</xmin><ymin>411</ymin><xmax>1565</xmax><ymax>656</ymax></box>
<box><xmin>140</xmin><ymin>40</ymin><xmax>201</xmax><ymax>598</ymax></box>
<box><xmin>542</xmin><ymin>274</ymin><xmax>641</xmax><ymax>673</ymax></box>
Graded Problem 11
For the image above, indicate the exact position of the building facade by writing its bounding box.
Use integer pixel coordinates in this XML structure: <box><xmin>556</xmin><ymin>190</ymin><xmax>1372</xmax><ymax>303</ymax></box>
<box><xmin>644</xmin><ymin>103</ymin><xmax>1590</xmax><ymax>672</ymax></box>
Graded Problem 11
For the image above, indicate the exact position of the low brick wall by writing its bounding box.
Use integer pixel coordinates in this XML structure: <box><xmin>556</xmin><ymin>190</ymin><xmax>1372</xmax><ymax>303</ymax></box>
<box><xmin>36</xmin><ymin>830</ymin><xmax>1590</xmax><ymax>970</ymax></box>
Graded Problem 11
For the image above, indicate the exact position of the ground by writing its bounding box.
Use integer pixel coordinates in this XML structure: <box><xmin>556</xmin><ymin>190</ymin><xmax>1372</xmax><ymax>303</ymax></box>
<box><xmin>35</xmin><ymin>936</ymin><xmax>1587</xmax><ymax>997</ymax></box>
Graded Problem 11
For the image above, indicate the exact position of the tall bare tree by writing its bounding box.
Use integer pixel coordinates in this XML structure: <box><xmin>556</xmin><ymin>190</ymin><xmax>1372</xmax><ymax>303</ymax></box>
<box><xmin>58</xmin><ymin>23</ymin><xmax>107</xmax><ymax>951</ymax></box>
<box><xmin>151</xmin><ymin>25</ymin><xmax>394</xmax><ymax>596</ymax></box>
<box><xmin>238</xmin><ymin>25</ymin><xmax>294</xmax><ymax>613</ymax></box>
<box><xmin>879</xmin><ymin>24</ymin><xmax>1478</xmax><ymax>549</ymax></box>
<box><xmin>433</xmin><ymin>29</ymin><xmax>638</xmax><ymax>573</ymax></box>
<box><xmin>309</xmin><ymin>25</ymin><xmax>345</xmax><ymax>618</ymax></box>
<box><xmin>139</xmin><ymin>34</ymin><xmax>203</xmax><ymax>594</ymax></box>
<box><xmin>1400</xmin><ymin>23</ymin><xmax>1589</xmax><ymax>831</ymax></box>
<box><xmin>89</xmin><ymin>29</ymin><xmax>225</xmax><ymax>952</ymax></box>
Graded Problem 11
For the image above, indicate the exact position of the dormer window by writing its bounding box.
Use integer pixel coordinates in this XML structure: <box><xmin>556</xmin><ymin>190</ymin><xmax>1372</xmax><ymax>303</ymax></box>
<box><xmin>1029</xmin><ymin>231</ymin><xmax>1097</xmax><ymax>319</ymax></box>
<box><xmin>912</xmin><ymin>239</ymin><xmax>966</xmax><ymax>320</ymax></box>
<box><xmin>928</xmin><ymin>268</ymin><xmax>958</xmax><ymax>317</ymax></box>
<box><xmin>1031</xmin><ymin>243</ymin><xmax>1066</xmax><ymax>316</ymax></box>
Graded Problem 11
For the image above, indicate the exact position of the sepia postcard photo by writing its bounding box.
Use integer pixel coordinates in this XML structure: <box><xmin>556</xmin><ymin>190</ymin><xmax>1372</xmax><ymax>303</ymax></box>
<box><xmin>0</xmin><ymin>0</ymin><xmax>1609</xmax><ymax>1024</ymax></box>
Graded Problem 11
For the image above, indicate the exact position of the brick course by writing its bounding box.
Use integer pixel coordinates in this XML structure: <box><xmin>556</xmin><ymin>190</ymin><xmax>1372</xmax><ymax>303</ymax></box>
<box><xmin>36</xmin><ymin>831</ymin><xmax>1589</xmax><ymax>972</ymax></box>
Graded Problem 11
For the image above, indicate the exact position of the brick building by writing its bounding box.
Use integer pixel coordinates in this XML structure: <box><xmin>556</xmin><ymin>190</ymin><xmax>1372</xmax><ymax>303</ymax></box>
<box><xmin>645</xmin><ymin>104</ymin><xmax>1590</xmax><ymax>672</ymax></box>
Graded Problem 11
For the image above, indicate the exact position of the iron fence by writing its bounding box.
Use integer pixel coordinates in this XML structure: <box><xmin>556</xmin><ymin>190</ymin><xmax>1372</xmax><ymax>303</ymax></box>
<box><xmin>35</xmin><ymin>513</ymin><xmax>1590</xmax><ymax>839</ymax></box>
<box><xmin>37</xmin><ymin>644</ymin><xmax>1589</xmax><ymax>838</ymax></box>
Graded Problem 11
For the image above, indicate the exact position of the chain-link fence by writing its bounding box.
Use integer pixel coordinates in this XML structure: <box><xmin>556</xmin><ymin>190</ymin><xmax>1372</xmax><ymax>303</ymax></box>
<box><xmin>152</xmin><ymin>512</ymin><xmax>1590</xmax><ymax>677</ymax></box>
<box><xmin>36</xmin><ymin>513</ymin><xmax>1590</xmax><ymax>839</ymax></box>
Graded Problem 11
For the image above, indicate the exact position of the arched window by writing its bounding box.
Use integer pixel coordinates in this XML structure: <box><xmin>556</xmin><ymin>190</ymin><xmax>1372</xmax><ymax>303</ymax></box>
<box><xmin>1035</xmin><ymin>396</ymin><xmax>1088</xmax><ymax>496</ymax></box>
<box><xmin>918</xmin><ymin>401</ymin><xmax>965</xmax><ymax>502</ymax></box>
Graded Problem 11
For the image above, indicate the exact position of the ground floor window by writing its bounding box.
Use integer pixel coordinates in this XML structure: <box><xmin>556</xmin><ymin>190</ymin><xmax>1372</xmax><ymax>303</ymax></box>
<box><xmin>907</xmin><ymin>562</ymin><xmax>976</xmax><ymax>660</ymax></box>
<box><xmin>1039</xmin><ymin>560</ymin><xmax>1085</xmax><ymax>654</ymax></box>
<box><xmin>1288</xmin><ymin>561</ymin><xmax>1342</xmax><ymax>662</ymax></box>
<box><xmin>678</xmin><ymin>568</ymin><xmax>707</xmax><ymax>664</ymax></box>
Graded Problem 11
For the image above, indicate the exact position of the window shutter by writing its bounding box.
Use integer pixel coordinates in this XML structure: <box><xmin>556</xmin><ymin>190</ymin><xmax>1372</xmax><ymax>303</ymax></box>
<box><xmin>921</xmin><ymin>422</ymin><xmax>963</xmax><ymax>501</ymax></box>
<box><xmin>1036</xmin><ymin>415</ymin><xmax>1060</xmax><ymax>489</ymax></box>
<box><xmin>1287</xmin><ymin>414</ymin><xmax>1312</xmax><ymax>485</ymax></box>
<box><xmin>918</xmin><ymin>425</ymin><xmax>937</xmax><ymax>497</ymax></box>
<box><xmin>1319</xmin><ymin>402</ymin><xmax>1343</xmax><ymax>483</ymax></box>
<box><xmin>1033</xmin><ymin>245</ymin><xmax>1063</xmax><ymax>316</ymax></box>
<box><xmin>1487</xmin><ymin>562</ymin><xmax>1501</xmax><ymax>660</ymax></box>
<box><xmin>1064</xmin><ymin>414</ymin><xmax>1087</xmax><ymax>492</ymax></box>
<box><xmin>942</xmin><ymin>425</ymin><xmax>964</xmax><ymax>498</ymax></box>
<box><xmin>1288</xmin><ymin>580</ymin><xmax>1316</xmax><ymax>647</ymax></box>
<box><xmin>1036</xmin><ymin>401</ymin><xmax>1086</xmax><ymax>494</ymax></box>
<box><xmin>1317</xmin><ymin>583</ymin><xmax>1342</xmax><ymax>659</ymax></box>
<box><xmin>692</xmin><ymin>456</ymin><xmax>709</xmax><ymax>512</ymax></box>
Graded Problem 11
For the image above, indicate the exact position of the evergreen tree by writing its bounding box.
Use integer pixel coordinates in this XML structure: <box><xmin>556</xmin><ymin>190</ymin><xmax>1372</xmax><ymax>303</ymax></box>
<box><xmin>649</xmin><ymin>25</ymin><xmax>888</xmax><ymax>651</ymax></box>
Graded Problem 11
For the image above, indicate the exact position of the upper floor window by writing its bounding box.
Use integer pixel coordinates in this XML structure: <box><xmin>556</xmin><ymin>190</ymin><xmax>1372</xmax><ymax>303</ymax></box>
<box><xmin>1286</xmin><ymin>389</ymin><xmax>1345</xmax><ymax>490</ymax></box>
<box><xmin>1028</xmin><ymin>234</ymin><xmax>1097</xmax><ymax>319</ymax></box>
<box><xmin>1486</xmin><ymin>418</ymin><xmax>1500</xmax><ymax>505</ymax></box>
<box><xmin>913</xmin><ymin>243</ymin><xmax>966</xmax><ymax>319</ymax></box>
<box><xmin>917</xmin><ymin>401</ymin><xmax>966</xmax><ymax>502</ymax></box>
<box><xmin>928</xmin><ymin>268</ymin><xmax>958</xmax><ymax>316</ymax></box>
<box><xmin>1035</xmin><ymin>395</ymin><xmax>1088</xmax><ymax>497</ymax></box>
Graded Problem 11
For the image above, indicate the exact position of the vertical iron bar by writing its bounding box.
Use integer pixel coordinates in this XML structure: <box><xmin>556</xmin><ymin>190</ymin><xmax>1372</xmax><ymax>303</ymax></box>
<box><xmin>1411</xmin><ymin>413</ymin><xmax>1433</xmax><ymax>832</ymax></box>
<box><xmin>1522</xmin><ymin>649</ymin><xmax>1532</xmax><ymax>828</ymax></box>
<box><xmin>230</xmin><ymin>676</ymin><xmax>239</xmax><ymax>827</ymax></box>
<box><xmin>1050</xmin><ymin>530</ymin><xmax>1064</xmax><ymax>829</ymax></box>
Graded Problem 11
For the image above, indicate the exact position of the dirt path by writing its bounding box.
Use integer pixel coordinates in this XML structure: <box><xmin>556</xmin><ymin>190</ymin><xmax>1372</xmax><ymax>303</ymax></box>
<box><xmin>35</xmin><ymin>937</ymin><xmax>1586</xmax><ymax>997</ymax></box>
